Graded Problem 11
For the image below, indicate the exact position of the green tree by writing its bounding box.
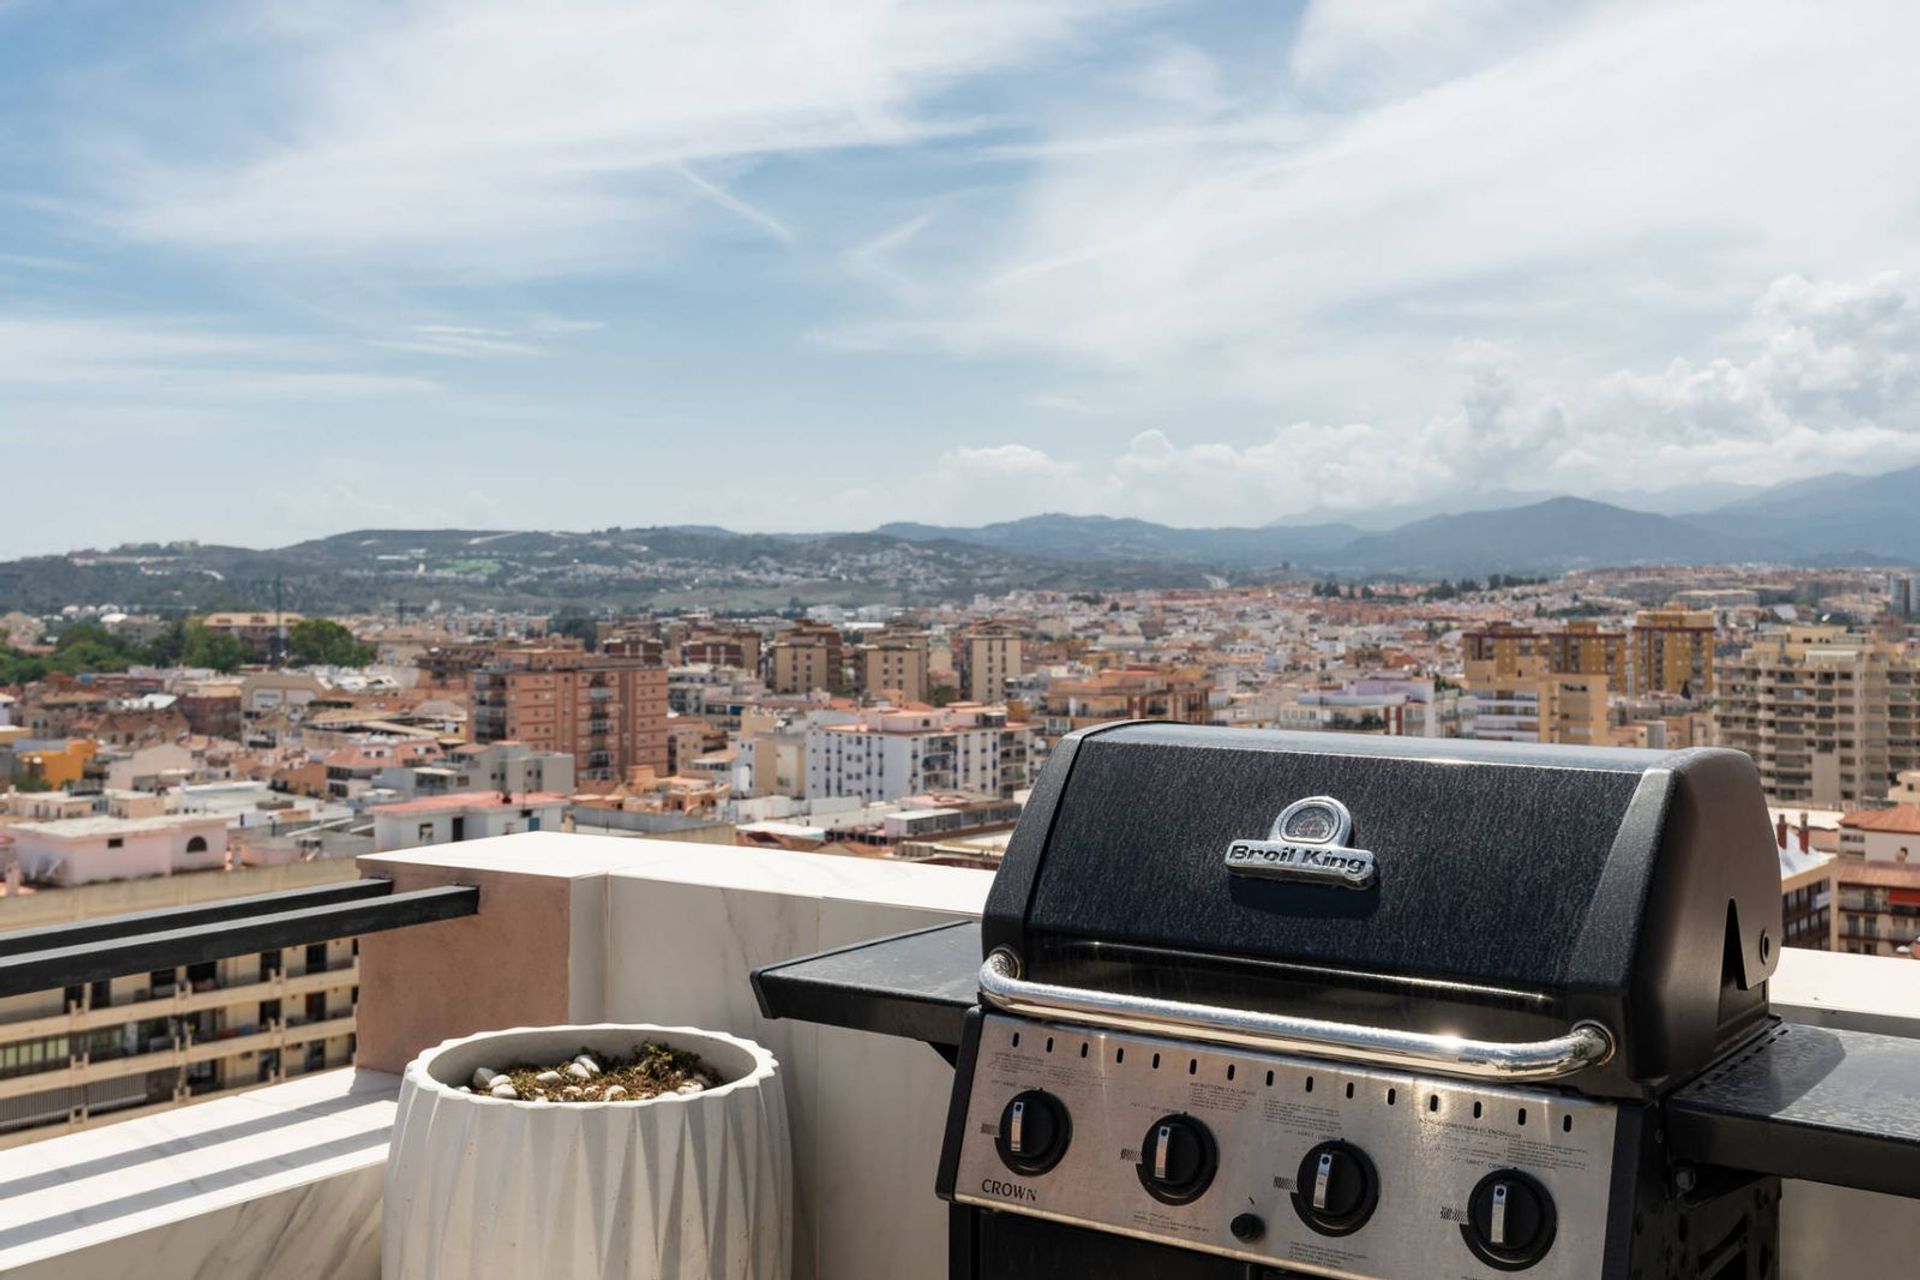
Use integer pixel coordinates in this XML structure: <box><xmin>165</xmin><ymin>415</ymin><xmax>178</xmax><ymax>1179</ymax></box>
<box><xmin>287</xmin><ymin>618</ymin><xmax>376</xmax><ymax>667</ymax></box>
<box><xmin>0</xmin><ymin>645</ymin><xmax>51</xmax><ymax>685</ymax></box>
<box><xmin>144</xmin><ymin>620</ymin><xmax>188</xmax><ymax>667</ymax></box>
<box><xmin>549</xmin><ymin>613</ymin><xmax>599</xmax><ymax>652</ymax></box>
<box><xmin>38</xmin><ymin>621</ymin><xmax>155</xmax><ymax>675</ymax></box>
<box><xmin>182</xmin><ymin>623</ymin><xmax>248</xmax><ymax>673</ymax></box>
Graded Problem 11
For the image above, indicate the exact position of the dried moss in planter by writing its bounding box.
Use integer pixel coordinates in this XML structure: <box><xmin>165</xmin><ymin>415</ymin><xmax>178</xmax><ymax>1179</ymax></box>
<box><xmin>469</xmin><ymin>1041</ymin><xmax>722</xmax><ymax>1103</ymax></box>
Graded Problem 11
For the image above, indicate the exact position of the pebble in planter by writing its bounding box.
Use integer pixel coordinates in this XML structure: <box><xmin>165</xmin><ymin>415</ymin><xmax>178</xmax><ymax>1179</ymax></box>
<box><xmin>384</xmin><ymin>1024</ymin><xmax>790</xmax><ymax>1280</ymax></box>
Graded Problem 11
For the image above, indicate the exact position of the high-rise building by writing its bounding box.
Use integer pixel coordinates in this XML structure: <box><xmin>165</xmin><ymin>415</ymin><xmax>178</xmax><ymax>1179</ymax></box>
<box><xmin>960</xmin><ymin>624</ymin><xmax>1025</xmax><ymax>705</ymax></box>
<box><xmin>768</xmin><ymin>622</ymin><xmax>845</xmax><ymax>695</ymax></box>
<box><xmin>471</xmin><ymin>649</ymin><xmax>668</xmax><ymax>785</ymax></box>
<box><xmin>1889</xmin><ymin>571</ymin><xmax>1920</xmax><ymax>619</ymax></box>
<box><xmin>856</xmin><ymin>630</ymin><xmax>930</xmax><ymax>703</ymax></box>
<box><xmin>1546</xmin><ymin>621</ymin><xmax>1627</xmax><ymax>682</ymax></box>
<box><xmin>1462</xmin><ymin>653</ymin><xmax>1607</xmax><ymax>746</ymax></box>
<box><xmin>1461</xmin><ymin>622</ymin><xmax>1545</xmax><ymax>678</ymax></box>
<box><xmin>1631</xmin><ymin>608</ymin><xmax>1716</xmax><ymax>698</ymax></box>
<box><xmin>1715</xmin><ymin>626</ymin><xmax>1920</xmax><ymax>807</ymax></box>
<box><xmin>1463</xmin><ymin>621</ymin><xmax>1624</xmax><ymax>683</ymax></box>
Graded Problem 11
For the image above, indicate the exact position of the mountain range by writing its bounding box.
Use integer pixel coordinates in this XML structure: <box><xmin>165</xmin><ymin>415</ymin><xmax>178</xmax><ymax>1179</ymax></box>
<box><xmin>880</xmin><ymin>464</ymin><xmax>1920</xmax><ymax>573</ymax></box>
<box><xmin>1</xmin><ymin>466</ymin><xmax>1914</xmax><ymax>615</ymax></box>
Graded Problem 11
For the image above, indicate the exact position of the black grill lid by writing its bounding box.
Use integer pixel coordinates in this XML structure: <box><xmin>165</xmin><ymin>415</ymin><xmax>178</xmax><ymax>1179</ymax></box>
<box><xmin>984</xmin><ymin>724</ymin><xmax>1782</xmax><ymax>1097</ymax></box>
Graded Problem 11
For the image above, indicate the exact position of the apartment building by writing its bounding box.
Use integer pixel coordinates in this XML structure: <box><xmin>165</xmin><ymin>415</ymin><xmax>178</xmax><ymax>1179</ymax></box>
<box><xmin>855</xmin><ymin>629</ymin><xmax>930</xmax><ymax>703</ymax></box>
<box><xmin>375</xmin><ymin>740</ymin><xmax>575</xmax><ymax>799</ymax></box>
<box><xmin>768</xmin><ymin>622</ymin><xmax>845</xmax><ymax>695</ymax></box>
<box><xmin>959</xmin><ymin>624</ymin><xmax>1025</xmax><ymax>706</ymax></box>
<box><xmin>1714</xmin><ymin>626</ymin><xmax>1920</xmax><ymax>807</ymax></box>
<box><xmin>1041</xmin><ymin>665</ymin><xmax>1213</xmax><ymax>741</ymax></box>
<box><xmin>0</xmin><ymin>862</ymin><xmax>361</xmax><ymax>1149</ymax></box>
<box><xmin>804</xmin><ymin>704</ymin><xmax>1034</xmax><ymax>802</ymax></box>
<box><xmin>676</xmin><ymin>623</ymin><xmax>761</xmax><ymax>671</ymax></box>
<box><xmin>1890</xmin><ymin>572</ymin><xmax>1920</xmax><ymax>619</ymax></box>
<box><xmin>471</xmin><ymin>649</ymin><xmax>668</xmax><ymax>785</ymax></box>
<box><xmin>1777</xmin><ymin>813</ymin><xmax>1835</xmax><ymax>951</ymax></box>
<box><xmin>1273</xmin><ymin>675</ymin><xmax>1467</xmax><ymax>738</ymax></box>
<box><xmin>199</xmin><ymin>611</ymin><xmax>305</xmax><ymax>661</ymax></box>
<box><xmin>1830</xmin><ymin>860</ymin><xmax>1920</xmax><ymax>956</ymax></box>
<box><xmin>1462</xmin><ymin>650</ymin><xmax>1607</xmax><ymax>746</ymax></box>
<box><xmin>1821</xmin><ymin>805</ymin><xmax>1920</xmax><ymax>956</ymax></box>
<box><xmin>1461</xmin><ymin>622</ymin><xmax>1610</xmax><ymax>678</ymax></box>
<box><xmin>1631</xmin><ymin>608</ymin><xmax>1716</xmax><ymax>697</ymax></box>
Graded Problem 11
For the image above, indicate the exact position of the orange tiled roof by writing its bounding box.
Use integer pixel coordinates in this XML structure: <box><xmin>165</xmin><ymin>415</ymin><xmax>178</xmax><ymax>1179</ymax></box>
<box><xmin>1841</xmin><ymin>804</ymin><xmax>1920</xmax><ymax>835</ymax></box>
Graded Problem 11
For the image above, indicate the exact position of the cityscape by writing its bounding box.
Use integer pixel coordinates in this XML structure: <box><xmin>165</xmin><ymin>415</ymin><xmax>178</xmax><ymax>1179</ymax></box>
<box><xmin>1</xmin><ymin>533</ymin><xmax>1917</xmax><ymax>1148</ymax></box>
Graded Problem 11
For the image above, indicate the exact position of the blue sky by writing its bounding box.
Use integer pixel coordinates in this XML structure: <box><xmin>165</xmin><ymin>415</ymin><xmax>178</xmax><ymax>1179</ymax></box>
<box><xmin>5</xmin><ymin>0</ymin><xmax>1920</xmax><ymax>557</ymax></box>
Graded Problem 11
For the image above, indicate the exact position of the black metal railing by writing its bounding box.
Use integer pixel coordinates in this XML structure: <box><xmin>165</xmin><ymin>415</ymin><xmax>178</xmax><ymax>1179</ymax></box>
<box><xmin>0</xmin><ymin>879</ymin><xmax>478</xmax><ymax>1001</ymax></box>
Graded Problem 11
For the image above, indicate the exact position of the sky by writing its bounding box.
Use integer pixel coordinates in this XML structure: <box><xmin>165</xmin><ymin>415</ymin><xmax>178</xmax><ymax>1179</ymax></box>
<box><xmin>5</xmin><ymin>0</ymin><xmax>1920</xmax><ymax>556</ymax></box>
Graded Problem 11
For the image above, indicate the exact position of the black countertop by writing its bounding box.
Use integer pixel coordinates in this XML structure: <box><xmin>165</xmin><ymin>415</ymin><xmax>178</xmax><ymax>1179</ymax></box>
<box><xmin>752</xmin><ymin>919</ymin><xmax>981</xmax><ymax>1049</ymax></box>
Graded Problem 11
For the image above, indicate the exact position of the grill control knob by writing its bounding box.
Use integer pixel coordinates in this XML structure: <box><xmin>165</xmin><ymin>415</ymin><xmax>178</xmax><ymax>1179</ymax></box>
<box><xmin>1463</xmin><ymin>1170</ymin><xmax>1557</xmax><ymax>1270</ymax></box>
<box><xmin>1290</xmin><ymin>1140</ymin><xmax>1379</xmax><ymax>1236</ymax></box>
<box><xmin>1136</xmin><ymin>1114</ymin><xmax>1218</xmax><ymax>1204</ymax></box>
<box><xmin>995</xmin><ymin>1090</ymin><xmax>1070</xmax><ymax>1175</ymax></box>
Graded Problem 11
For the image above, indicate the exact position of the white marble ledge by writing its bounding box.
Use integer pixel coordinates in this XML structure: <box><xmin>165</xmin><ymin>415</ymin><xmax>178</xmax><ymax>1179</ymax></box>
<box><xmin>366</xmin><ymin>831</ymin><xmax>996</xmax><ymax>915</ymax></box>
<box><xmin>0</xmin><ymin>1068</ymin><xmax>398</xmax><ymax>1280</ymax></box>
<box><xmin>1772</xmin><ymin>947</ymin><xmax>1920</xmax><ymax>1038</ymax></box>
<box><xmin>361</xmin><ymin>829</ymin><xmax>656</xmax><ymax>880</ymax></box>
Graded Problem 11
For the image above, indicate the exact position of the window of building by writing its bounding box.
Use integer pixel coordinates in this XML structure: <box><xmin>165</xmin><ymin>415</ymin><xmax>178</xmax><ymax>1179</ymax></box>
<box><xmin>185</xmin><ymin>835</ymin><xmax>208</xmax><ymax>853</ymax></box>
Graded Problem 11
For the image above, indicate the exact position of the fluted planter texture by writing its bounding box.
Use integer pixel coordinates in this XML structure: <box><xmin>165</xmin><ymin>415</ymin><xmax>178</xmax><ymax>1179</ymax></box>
<box><xmin>384</xmin><ymin>1024</ymin><xmax>790</xmax><ymax>1280</ymax></box>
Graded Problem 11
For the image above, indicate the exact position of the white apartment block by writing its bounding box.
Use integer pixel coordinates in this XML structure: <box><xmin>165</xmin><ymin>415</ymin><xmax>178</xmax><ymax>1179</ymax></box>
<box><xmin>804</xmin><ymin>704</ymin><xmax>1034</xmax><ymax>803</ymax></box>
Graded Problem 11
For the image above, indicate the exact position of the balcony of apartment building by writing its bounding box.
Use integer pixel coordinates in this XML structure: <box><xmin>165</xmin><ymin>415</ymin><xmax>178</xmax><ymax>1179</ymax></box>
<box><xmin>0</xmin><ymin>940</ymin><xmax>363</xmax><ymax>1147</ymax></box>
<box><xmin>0</xmin><ymin>831</ymin><xmax>1916</xmax><ymax>1278</ymax></box>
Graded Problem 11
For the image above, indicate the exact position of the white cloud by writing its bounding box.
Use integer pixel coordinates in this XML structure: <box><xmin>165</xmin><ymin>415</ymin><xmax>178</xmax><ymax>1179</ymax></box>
<box><xmin>915</xmin><ymin>274</ymin><xmax>1920</xmax><ymax>526</ymax></box>
<box><xmin>850</xmin><ymin>3</ymin><xmax>1920</xmax><ymax>381</ymax></box>
<box><xmin>824</xmin><ymin>1</ymin><xmax>1920</xmax><ymax>522</ymax></box>
<box><xmin>95</xmin><ymin>0</ymin><xmax>1143</xmax><ymax>278</ymax></box>
<box><xmin>370</xmin><ymin>316</ymin><xmax>606</xmax><ymax>359</ymax></box>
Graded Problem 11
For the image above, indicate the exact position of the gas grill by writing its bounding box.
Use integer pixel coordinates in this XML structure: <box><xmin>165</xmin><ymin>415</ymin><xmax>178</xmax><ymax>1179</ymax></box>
<box><xmin>755</xmin><ymin>724</ymin><xmax>1920</xmax><ymax>1279</ymax></box>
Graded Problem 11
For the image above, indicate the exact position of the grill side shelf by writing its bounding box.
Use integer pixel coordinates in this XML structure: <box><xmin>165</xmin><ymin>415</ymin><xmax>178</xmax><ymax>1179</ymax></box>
<box><xmin>751</xmin><ymin>919</ymin><xmax>981</xmax><ymax>1050</ymax></box>
<box><xmin>1666</xmin><ymin>1021</ymin><xmax>1920</xmax><ymax>1198</ymax></box>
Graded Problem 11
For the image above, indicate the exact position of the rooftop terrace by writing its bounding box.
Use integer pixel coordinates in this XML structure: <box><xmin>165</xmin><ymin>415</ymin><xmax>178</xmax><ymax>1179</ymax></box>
<box><xmin>0</xmin><ymin>832</ymin><xmax>1915</xmax><ymax>1278</ymax></box>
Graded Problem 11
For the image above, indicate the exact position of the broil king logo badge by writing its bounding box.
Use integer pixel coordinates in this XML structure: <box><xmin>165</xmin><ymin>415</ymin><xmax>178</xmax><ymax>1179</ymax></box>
<box><xmin>1224</xmin><ymin>796</ymin><xmax>1377</xmax><ymax>889</ymax></box>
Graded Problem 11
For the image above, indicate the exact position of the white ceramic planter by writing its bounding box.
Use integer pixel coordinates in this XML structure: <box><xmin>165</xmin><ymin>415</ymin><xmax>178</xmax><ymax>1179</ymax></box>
<box><xmin>384</xmin><ymin>1024</ymin><xmax>790</xmax><ymax>1280</ymax></box>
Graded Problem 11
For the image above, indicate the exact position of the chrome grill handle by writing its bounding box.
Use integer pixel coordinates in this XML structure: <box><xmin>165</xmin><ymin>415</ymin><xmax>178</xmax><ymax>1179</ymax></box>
<box><xmin>979</xmin><ymin>948</ymin><xmax>1614</xmax><ymax>1082</ymax></box>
